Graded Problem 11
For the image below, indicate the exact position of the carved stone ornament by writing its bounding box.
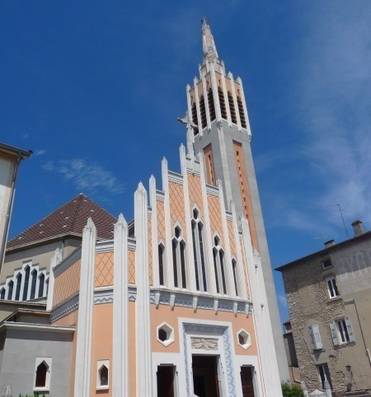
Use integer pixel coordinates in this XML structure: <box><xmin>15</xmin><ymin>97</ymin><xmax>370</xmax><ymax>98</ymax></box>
<box><xmin>191</xmin><ymin>337</ymin><xmax>218</xmax><ymax>350</ymax></box>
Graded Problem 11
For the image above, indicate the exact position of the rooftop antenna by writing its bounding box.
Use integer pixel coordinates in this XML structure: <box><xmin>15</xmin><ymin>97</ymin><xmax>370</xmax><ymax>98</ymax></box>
<box><xmin>336</xmin><ymin>203</ymin><xmax>350</xmax><ymax>238</ymax></box>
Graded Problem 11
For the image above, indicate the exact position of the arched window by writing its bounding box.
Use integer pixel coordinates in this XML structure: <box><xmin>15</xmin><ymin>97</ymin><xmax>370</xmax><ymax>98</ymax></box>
<box><xmin>208</xmin><ymin>88</ymin><xmax>216</xmax><ymax>121</ymax></box>
<box><xmin>99</xmin><ymin>365</ymin><xmax>108</xmax><ymax>386</ymax></box>
<box><xmin>22</xmin><ymin>266</ymin><xmax>30</xmax><ymax>300</ymax></box>
<box><xmin>0</xmin><ymin>287</ymin><xmax>5</xmax><ymax>300</ymax></box>
<box><xmin>30</xmin><ymin>269</ymin><xmax>37</xmax><ymax>299</ymax></box>
<box><xmin>158</xmin><ymin>243</ymin><xmax>165</xmax><ymax>286</ymax></box>
<box><xmin>38</xmin><ymin>273</ymin><xmax>45</xmax><ymax>298</ymax></box>
<box><xmin>35</xmin><ymin>361</ymin><xmax>48</xmax><ymax>387</ymax></box>
<box><xmin>15</xmin><ymin>273</ymin><xmax>22</xmax><ymax>301</ymax></box>
<box><xmin>7</xmin><ymin>280</ymin><xmax>14</xmax><ymax>300</ymax></box>
<box><xmin>191</xmin><ymin>209</ymin><xmax>207</xmax><ymax>292</ymax></box>
<box><xmin>172</xmin><ymin>226</ymin><xmax>186</xmax><ymax>288</ymax></box>
<box><xmin>213</xmin><ymin>236</ymin><xmax>227</xmax><ymax>294</ymax></box>
<box><xmin>232</xmin><ymin>259</ymin><xmax>239</xmax><ymax>296</ymax></box>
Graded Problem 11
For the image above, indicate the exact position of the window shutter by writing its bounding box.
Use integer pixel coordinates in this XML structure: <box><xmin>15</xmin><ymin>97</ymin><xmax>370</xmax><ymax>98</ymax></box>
<box><xmin>345</xmin><ymin>317</ymin><xmax>355</xmax><ymax>342</ymax></box>
<box><xmin>309</xmin><ymin>324</ymin><xmax>323</xmax><ymax>350</ymax></box>
<box><xmin>330</xmin><ymin>321</ymin><xmax>339</xmax><ymax>346</ymax></box>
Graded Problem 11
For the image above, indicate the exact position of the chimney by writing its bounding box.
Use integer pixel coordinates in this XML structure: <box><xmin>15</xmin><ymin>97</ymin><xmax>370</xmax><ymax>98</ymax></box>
<box><xmin>324</xmin><ymin>239</ymin><xmax>335</xmax><ymax>248</ymax></box>
<box><xmin>352</xmin><ymin>220</ymin><xmax>364</xmax><ymax>237</ymax></box>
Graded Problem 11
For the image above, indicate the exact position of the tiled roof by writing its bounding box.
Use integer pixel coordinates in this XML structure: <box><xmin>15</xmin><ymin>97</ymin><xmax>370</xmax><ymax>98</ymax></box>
<box><xmin>7</xmin><ymin>193</ymin><xmax>116</xmax><ymax>249</ymax></box>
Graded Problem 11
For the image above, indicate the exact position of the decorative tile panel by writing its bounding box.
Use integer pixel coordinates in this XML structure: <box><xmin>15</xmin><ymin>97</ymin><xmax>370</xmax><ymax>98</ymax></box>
<box><xmin>157</xmin><ymin>200</ymin><xmax>165</xmax><ymax>242</ymax></box>
<box><xmin>95</xmin><ymin>252</ymin><xmax>114</xmax><ymax>287</ymax></box>
<box><xmin>128</xmin><ymin>250</ymin><xmax>136</xmax><ymax>284</ymax></box>
<box><xmin>208</xmin><ymin>195</ymin><xmax>224</xmax><ymax>245</ymax></box>
<box><xmin>53</xmin><ymin>260</ymin><xmax>80</xmax><ymax>307</ymax></box>
<box><xmin>188</xmin><ymin>173</ymin><xmax>203</xmax><ymax>215</ymax></box>
<box><xmin>169</xmin><ymin>181</ymin><xmax>186</xmax><ymax>232</ymax></box>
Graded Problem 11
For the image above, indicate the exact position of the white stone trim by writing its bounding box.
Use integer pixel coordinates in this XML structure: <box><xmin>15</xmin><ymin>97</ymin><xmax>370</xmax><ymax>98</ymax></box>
<box><xmin>199</xmin><ymin>156</ymin><xmax>217</xmax><ymax>294</ymax></box>
<box><xmin>180</xmin><ymin>145</ymin><xmax>197</xmax><ymax>292</ymax></box>
<box><xmin>46</xmin><ymin>246</ymin><xmax>63</xmax><ymax>311</ymax></box>
<box><xmin>112</xmin><ymin>214</ymin><xmax>129</xmax><ymax>397</ymax></box>
<box><xmin>218</xmin><ymin>180</ymin><xmax>235</xmax><ymax>297</ymax></box>
<box><xmin>74</xmin><ymin>218</ymin><xmax>96</xmax><ymax>397</ymax></box>
<box><xmin>135</xmin><ymin>183</ymin><xmax>153</xmax><ymax>397</ymax></box>
<box><xmin>193</xmin><ymin>77</ymin><xmax>203</xmax><ymax>136</ymax></box>
<box><xmin>162</xmin><ymin>158</ymin><xmax>174</xmax><ymax>289</ymax></box>
<box><xmin>150</xmin><ymin>175</ymin><xmax>160</xmax><ymax>288</ymax></box>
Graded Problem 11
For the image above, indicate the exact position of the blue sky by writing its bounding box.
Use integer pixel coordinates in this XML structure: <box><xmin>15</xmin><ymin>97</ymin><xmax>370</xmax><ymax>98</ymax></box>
<box><xmin>2</xmin><ymin>1</ymin><xmax>371</xmax><ymax>322</ymax></box>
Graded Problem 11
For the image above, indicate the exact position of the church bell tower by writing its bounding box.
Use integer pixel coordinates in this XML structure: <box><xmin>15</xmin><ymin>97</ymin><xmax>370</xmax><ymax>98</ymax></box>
<box><xmin>185</xmin><ymin>19</ymin><xmax>289</xmax><ymax>381</ymax></box>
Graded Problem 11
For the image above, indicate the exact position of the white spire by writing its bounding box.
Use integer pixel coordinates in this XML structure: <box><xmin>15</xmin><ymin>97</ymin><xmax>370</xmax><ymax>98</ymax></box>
<box><xmin>202</xmin><ymin>18</ymin><xmax>219</xmax><ymax>64</ymax></box>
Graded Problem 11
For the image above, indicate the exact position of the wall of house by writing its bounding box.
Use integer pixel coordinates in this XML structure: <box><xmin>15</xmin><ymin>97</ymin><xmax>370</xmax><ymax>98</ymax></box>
<box><xmin>0</xmin><ymin>327</ymin><xmax>73</xmax><ymax>397</ymax></box>
<box><xmin>282</xmin><ymin>238</ymin><xmax>371</xmax><ymax>394</ymax></box>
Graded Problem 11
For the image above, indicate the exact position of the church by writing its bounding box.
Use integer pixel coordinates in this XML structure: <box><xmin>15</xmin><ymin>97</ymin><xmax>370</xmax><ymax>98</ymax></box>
<box><xmin>0</xmin><ymin>21</ymin><xmax>285</xmax><ymax>397</ymax></box>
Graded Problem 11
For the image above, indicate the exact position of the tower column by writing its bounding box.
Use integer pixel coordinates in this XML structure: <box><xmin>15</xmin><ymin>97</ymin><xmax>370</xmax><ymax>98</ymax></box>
<box><xmin>221</xmin><ymin>74</ymin><xmax>232</xmax><ymax>125</ymax></box>
<box><xmin>193</xmin><ymin>78</ymin><xmax>203</xmax><ymax>135</ymax></box>
<box><xmin>201</xmin><ymin>75</ymin><xmax>211</xmax><ymax>130</ymax></box>
<box><xmin>112</xmin><ymin>214</ymin><xmax>129</xmax><ymax>397</ymax></box>
<box><xmin>135</xmin><ymin>183</ymin><xmax>153</xmax><ymax>397</ymax></box>
<box><xmin>74</xmin><ymin>218</ymin><xmax>96</xmax><ymax>397</ymax></box>
<box><xmin>149</xmin><ymin>176</ymin><xmax>160</xmax><ymax>288</ymax></box>
<box><xmin>228</xmin><ymin>72</ymin><xmax>241</xmax><ymax>130</ymax></box>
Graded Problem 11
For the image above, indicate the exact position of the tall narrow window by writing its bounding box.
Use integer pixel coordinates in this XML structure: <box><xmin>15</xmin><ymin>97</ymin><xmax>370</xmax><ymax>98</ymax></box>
<box><xmin>15</xmin><ymin>273</ymin><xmax>22</xmax><ymax>301</ymax></box>
<box><xmin>208</xmin><ymin>88</ymin><xmax>216</xmax><ymax>121</ymax></box>
<box><xmin>38</xmin><ymin>273</ymin><xmax>45</xmax><ymax>298</ymax></box>
<box><xmin>35</xmin><ymin>361</ymin><xmax>49</xmax><ymax>388</ymax></box>
<box><xmin>228</xmin><ymin>91</ymin><xmax>237</xmax><ymax>124</ymax></box>
<box><xmin>218</xmin><ymin>86</ymin><xmax>227</xmax><ymax>119</ymax></box>
<box><xmin>172</xmin><ymin>227</ymin><xmax>187</xmax><ymax>288</ymax></box>
<box><xmin>7</xmin><ymin>280</ymin><xmax>13</xmax><ymax>300</ymax></box>
<box><xmin>191</xmin><ymin>102</ymin><xmax>199</xmax><ymax>135</ymax></box>
<box><xmin>0</xmin><ymin>288</ymin><xmax>5</xmax><ymax>300</ymax></box>
<box><xmin>96</xmin><ymin>360</ymin><xmax>110</xmax><ymax>390</ymax></box>
<box><xmin>203</xmin><ymin>144</ymin><xmax>216</xmax><ymax>186</ymax></box>
<box><xmin>326</xmin><ymin>276</ymin><xmax>339</xmax><ymax>299</ymax></box>
<box><xmin>199</xmin><ymin>95</ymin><xmax>207</xmax><ymax>128</ymax></box>
<box><xmin>213</xmin><ymin>236</ymin><xmax>227</xmax><ymax>294</ymax></box>
<box><xmin>158</xmin><ymin>243</ymin><xmax>165</xmax><ymax>286</ymax></box>
<box><xmin>237</xmin><ymin>96</ymin><xmax>247</xmax><ymax>128</ymax></box>
<box><xmin>22</xmin><ymin>266</ymin><xmax>30</xmax><ymax>300</ymax></box>
<box><xmin>232</xmin><ymin>259</ymin><xmax>239</xmax><ymax>296</ymax></box>
<box><xmin>30</xmin><ymin>269</ymin><xmax>37</xmax><ymax>299</ymax></box>
<box><xmin>191</xmin><ymin>209</ymin><xmax>207</xmax><ymax>292</ymax></box>
<box><xmin>99</xmin><ymin>365</ymin><xmax>108</xmax><ymax>386</ymax></box>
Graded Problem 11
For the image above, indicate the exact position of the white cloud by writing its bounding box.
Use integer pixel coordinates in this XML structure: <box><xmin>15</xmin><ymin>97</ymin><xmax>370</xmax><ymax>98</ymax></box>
<box><xmin>43</xmin><ymin>159</ymin><xmax>124</xmax><ymax>195</ymax></box>
<box><xmin>34</xmin><ymin>149</ymin><xmax>46</xmax><ymax>156</ymax></box>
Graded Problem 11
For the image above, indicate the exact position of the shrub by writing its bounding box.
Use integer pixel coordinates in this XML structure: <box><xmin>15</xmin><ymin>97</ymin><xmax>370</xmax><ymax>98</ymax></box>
<box><xmin>282</xmin><ymin>382</ymin><xmax>305</xmax><ymax>397</ymax></box>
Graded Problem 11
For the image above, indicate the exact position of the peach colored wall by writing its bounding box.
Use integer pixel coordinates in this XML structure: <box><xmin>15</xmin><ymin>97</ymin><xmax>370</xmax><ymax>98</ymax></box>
<box><xmin>156</xmin><ymin>200</ymin><xmax>165</xmax><ymax>242</ymax></box>
<box><xmin>169</xmin><ymin>181</ymin><xmax>186</xmax><ymax>232</ymax></box>
<box><xmin>53</xmin><ymin>260</ymin><xmax>80</xmax><ymax>308</ymax></box>
<box><xmin>151</xmin><ymin>305</ymin><xmax>257</xmax><ymax>356</ymax></box>
<box><xmin>128</xmin><ymin>249</ymin><xmax>135</xmax><ymax>284</ymax></box>
<box><xmin>227</xmin><ymin>219</ymin><xmax>237</xmax><ymax>258</ymax></box>
<box><xmin>188</xmin><ymin>173</ymin><xmax>203</xmax><ymax>216</ymax></box>
<box><xmin>95</xmin><ymin>252</ymin><xmax>114</xmax><ymax>288</ymax></box>
<box><xmin>207</xmin><ymin>194</ymin><xmax>224</xmax><ymax>245</ymax></box>
<box><xmin>90</xmin><ymin>303</ymin><xmax>113</xmax><ymax>397</ymax></box>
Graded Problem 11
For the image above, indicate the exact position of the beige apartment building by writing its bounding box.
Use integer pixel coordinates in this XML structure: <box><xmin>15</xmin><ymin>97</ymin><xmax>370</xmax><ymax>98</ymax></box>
<box><xmin>278</xmin><ymin>221</ymin><xmax>371</xmax><ymax>396</ymax></box>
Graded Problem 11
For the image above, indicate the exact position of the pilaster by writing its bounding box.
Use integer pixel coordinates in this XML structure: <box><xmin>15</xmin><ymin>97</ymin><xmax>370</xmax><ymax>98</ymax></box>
<box><xmin>112</xmin><ymin>214</ymin><xmax>129</xmax><ymax>397</ymax></box>
<box><xmin>193</xmin><ymin>77</ymin><xmax>203</xmax><ymax>136</ymax></box>
<box><xmin>74</xmin><ymin>218</ymin><xmax>96</xmax><ymax>397</ymax></box>
<box><xmin>46</xmin><ymin>246</ymin><xmax>63</xmax><ymax>311</ymax></box>
<box><xmin>149</xmin><ymin>175</ymin><xmax>159</xmax><ymax>288</ymax></box>
<box><xmin>201</xmin><ymin>75</ymin><xmax>211</xmax><ymax>130</ymax></box>
<box><xmin>210</xmin><ymin>63</ymin><xmax>222</xmax><ymax>121</ymax></box>
<box><xmin>236</xmin><ymin>76</ymin><xmax>252</xmax><ymax>138</ymax></box>
<box><xmin>134</xmin><ymin>183</ymin><xmax>153</xmax><ymax>397</ymax></box>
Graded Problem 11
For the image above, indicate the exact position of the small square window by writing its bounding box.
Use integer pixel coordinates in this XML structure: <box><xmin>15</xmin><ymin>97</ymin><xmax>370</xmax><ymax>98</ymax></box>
<box><xmin>321</xmin><ymin>259</ymin><xmax>333</xmax><ymax>269</ymax></box>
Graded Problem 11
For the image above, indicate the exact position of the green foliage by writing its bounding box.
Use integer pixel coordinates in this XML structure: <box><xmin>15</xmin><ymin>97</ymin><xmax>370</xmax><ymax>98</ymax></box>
<box><xmin>282</xmin><ymin>382</ymin><xmax>305</xmax><ymax>397</ymax></box>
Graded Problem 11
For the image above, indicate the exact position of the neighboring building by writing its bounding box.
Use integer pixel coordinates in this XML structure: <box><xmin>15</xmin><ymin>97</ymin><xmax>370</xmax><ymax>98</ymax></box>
<box><xmin>278</xmin><ymin>220</ymin><xmax>371</xmax><ymax>396</ymax></box>
<box><xmin>0</xmin><ymin>142</ymin><xmax>31</xmax><ymax>270</ymax></box>
<box><xmin>283</xmin><ymin>321</ymin><xmax>301</xmax><ymax>384</ymax></box>
<box><xmin>0</xmin><ymin>193</ymin><xmax>116</xmax><ymax>308</ymax></box>
<box><xmin>0</xmin><ymin>21</ymin><xmax>284</xmax><ymax>396</ymax></box>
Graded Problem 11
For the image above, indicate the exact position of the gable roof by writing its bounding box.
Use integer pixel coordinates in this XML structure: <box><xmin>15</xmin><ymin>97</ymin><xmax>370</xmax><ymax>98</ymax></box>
<box><xmin>7</xmin><ymin>193</ymin><xmax>116</xmax><ymax>250</ymax></box>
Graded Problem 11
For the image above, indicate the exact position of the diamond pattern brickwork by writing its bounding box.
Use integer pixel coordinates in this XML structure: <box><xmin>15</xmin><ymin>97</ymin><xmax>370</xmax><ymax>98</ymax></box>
<box><xmin>208</xmin><ymin>195</ymin><xmax>224</xmax><ymax>245</ymax></box>
<box><xmin>169</xmin><ymin>182</ymin><xmax>186</xmax><ymax>233</ymax></box>
<box><xmin>53</xmin><ymin>260</ymin><xmax>81</xmax><ymax>307</ymax></box>
<box><xmin>157</xmin><ymin>200</ymin><xmax>165</xmax><ymax>242</ymax></box>
<box><xmin>95</xmin><ymin>252</ymin><xmax>114</xmax><ymax>287</ymax></box>
<box><xmin>228</xmin><ymin>220</ymin><xmax>237</xmax><ymax>258</ymax></box>
<box><xmin>188</xmin><ymin>173</ymin><xmax>204</xmax><ymax>215</ymax></box>
<box><xmin>128</xmin><ymin>250</ymin><xmax>135</xmax><ymax>284</ymax></box>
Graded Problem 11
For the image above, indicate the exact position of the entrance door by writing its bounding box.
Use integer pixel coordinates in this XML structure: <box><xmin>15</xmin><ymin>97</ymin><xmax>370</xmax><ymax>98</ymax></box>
<box><xmin>240</xmin><ymin>366</ymin><xmax>255</xmax><ymax>397</ymax></box>
<box><xmin>192</xmin><ymin>355</ymin><xmax>220</xmax><ymax>397</ymax></box>
<box><xmin>157</xmin><ymin>365</ymin><xmax>176</xmax><ymax>397</ymax></box>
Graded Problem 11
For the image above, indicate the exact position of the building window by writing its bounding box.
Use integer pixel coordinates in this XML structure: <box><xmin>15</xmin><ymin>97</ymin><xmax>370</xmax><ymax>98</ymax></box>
<box><xmin>232</xmin><ymin>259</ymin><xmax>239</xmax><ymax>296</ymax></box>
<box><xmin>156</xmin><ymin>322</ymin><xmax>175</xmax><ymax>347</ymax></box>
<box><xmin>213</xmin><ymin>236</ymin><xmax>227</xmax><ymax>294</ymax></box>
<box><xmin>218</xmin><ymin>86</ymin><xmax>227</xmax><ymax>119</ymax></box>
<box><xmin>7</xmin><ymin>280</ymin><xmax>13</xmax><ymax>300</ymax></box>
<box><xmin>317</xmin><ymin>363</ymin><xmax>332</xmax><ymax>390</ymax></box>
<box><xmin>208</xmin><ymin>88</ymin><xmax>216</xmax><ymax>121</ymax></box>
<box><xmin>228</xmin><ymin>91</ymin><xmax>237</xmax><ymax>124</ymax></box>
<box><xmin>191</xmin><ymin>102</ymin><xmax>199</xmax><ymax>135</ymax></box>
<box><xmin>158</xmin><ymin>243</ymin><xmax>165</xmax><ymax>286</ymax></box>
<box><xmin>0</xmin><ymin>288</ymin><xmax>5</xmax><ymax>300</ymax></box>
<box><xmin>326</xmin><ymin>276</ymin><xmax>339</xmax><ymax>299</ymax></box>
<box><xmin>191</xmin><ymin>209</ymin><xmax>207</xmax><ymax>292</ymax></box>
<box><xmin>30</xmin><ymin>269</ymin><xmax>37</xmax><ymax>299</ymax></box>
<box><xmin>321</xmin><ymin>258</ymin><xmax>333</xmax><ymax>269</ymax></box>
<box><xmin>15</xmin><ymin>273</ymin><xmax>22</xmax><ymax>301</ymax></box>
<box><xmin>237</xmin><ymin>95</ymin><xmax>247</xmax><ymax>128</ymax></box>
<box><xmin>309</xmin><ymin>324</ymin><xmax>323</xmax><ymax>350</ymax></box>
<box><xmin>22</xmin><ymin>266</ymin><xmax>30</xmax><ymax>300</ymax></box>
<box><xmin>237</xmin><ymin>329</ymin><xmax>252</xmax><ymax>350</ymax></box>
<box><xmin>34</xmin><ymin>358</ymin><xmax>52</xmax><ymax>391</ymax></box>
<box><xmin>199</xmin><ymin>95</ymin><xmax>207</xmax><ymax>128</ymax></box>
<box><xmin>172</xmin><ymin>226</ymin><xmax>186</xmax><ymax>288</ymax></box>
<box><xmin>38</xmin><ymin>273</ymin><xmax>45</xmax><ymax>297</ymax></box>
<box><xmin>96</xmin><ymin>360</ymin><xmax>110</xmax><ymax>390</ymax></box>
<box><xmin>330</xmin><ymin>318</ymin><xmax>355</xmax><ymax>345</ymax></box>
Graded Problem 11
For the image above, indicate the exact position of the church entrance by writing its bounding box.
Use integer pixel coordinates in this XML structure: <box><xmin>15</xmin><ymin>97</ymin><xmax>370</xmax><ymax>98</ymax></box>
<box><xmin>157</xmin><ymin>365</ymin><xmax>176</xmax><ymax>397</ymax></box>
<box><xmin>240</xmin><ymin>366</ymin><xmax>255</xmax><ymax>397</ymax></box>
<box><xmin>192</xmin><ymin>355</ymin><xmax>220</xmax><ymax>397</ymax></box>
